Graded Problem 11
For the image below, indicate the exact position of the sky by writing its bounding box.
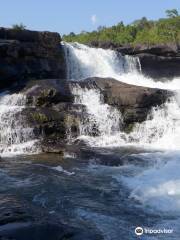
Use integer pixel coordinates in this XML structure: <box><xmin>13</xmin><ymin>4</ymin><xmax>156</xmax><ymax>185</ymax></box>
<box><xmin>0</xmin><ymin>0</ymin><xmax>180</xmax><ymax>35</ymax></box>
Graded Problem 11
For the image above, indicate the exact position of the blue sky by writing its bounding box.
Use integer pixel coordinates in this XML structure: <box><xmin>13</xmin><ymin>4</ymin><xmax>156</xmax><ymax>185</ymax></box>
<box><xmin>0</xmin><ymin>0</ymin><xmax>179</xmax><ymax>35</ymax></box>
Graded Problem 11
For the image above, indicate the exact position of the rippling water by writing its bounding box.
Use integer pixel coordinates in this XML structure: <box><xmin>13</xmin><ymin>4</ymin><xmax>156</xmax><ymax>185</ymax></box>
<box><xmin>0</xmin><ymin>145</ymin><xmax>180</xmax><ymax>239</ymax></box>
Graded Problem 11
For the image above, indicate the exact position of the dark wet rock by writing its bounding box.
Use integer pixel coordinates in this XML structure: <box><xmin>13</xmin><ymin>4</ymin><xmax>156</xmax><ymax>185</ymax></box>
<box><xmin>70</xmin><ymin>77</ymin><xmax>173</xmax><ymax>130</ymax></box>
<box><xmin>90</xmin><ymin>41</ymin><xmax>179</xmax><ymax>56</ymax></box>
<box><xmin>136</xmin><ymin>53</ymin><xmax>180</xmax><ymax>79</ymax></box>
<box><xmin>24</xmin><ymin>79</ymin><xmax>73</xmax><ymax>106</ymax></box>
<box><xmin>0</xmin><ymin>27</ymin><xmax>66</xmax><ymax>90</ymax></box>
<box><xmin>19</xmin><ymin>105</ymin><xmax>81</xmax><ymax>151</ymax></box>
<box><xmin>12</xmin><ymin>79</ymin><xmax>85</xmax><ymax>153</ymax></box>
<box><xmin>131</xmin><ymin>43</ymin><xmax>179</xmax><ymax>56</ymax></box>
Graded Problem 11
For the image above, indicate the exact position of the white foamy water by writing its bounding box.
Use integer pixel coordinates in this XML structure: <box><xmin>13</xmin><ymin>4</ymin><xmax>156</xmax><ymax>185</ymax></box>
<box><xmin>72</xmin><ymin>85</ymin><xmax>121</xmax><ymax>136</ymax></box>
<box><xmin>117</xmin><ymin>151</ymin><xmax>180</xmax><ymax>213</ymax></box>
<box><xmin>52</xmin><ymin>166</ymin><xmax>75</xmax><ymax>176</ymax></box>
<box><xmin>127</xmin><ymin>94</ymin><xmax>180</xmax><ymax>150</ymax></box>
<box><xmin>0</xmin><ymin>92</ymin><xmax>39</xmax><ymax>157</ymax></box>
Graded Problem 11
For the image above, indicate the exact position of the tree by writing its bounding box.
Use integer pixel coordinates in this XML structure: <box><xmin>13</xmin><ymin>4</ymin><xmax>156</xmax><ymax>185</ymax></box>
<box><xmin>166</xmin><ymin>9</ymin><xmax>179</xmax><ymax>18</ymax></box>
<box><xmin>12</xmin><ymin>23</ymin><xmax>26</xmax><ymax>30</ymax></box>
<box><xmin>69</xmin><ymin>32</ymin><xmax>76</xmax><ymax>37</ymax></box>
<box><xmin>97</xmin><ymin>26</ymin><xmax>106</xmax><ymax>32</ymax></box>
<box><xmin>117</xmin><ymin>21</ymin><xmax>124</xmax><ymax>27</ymax></box>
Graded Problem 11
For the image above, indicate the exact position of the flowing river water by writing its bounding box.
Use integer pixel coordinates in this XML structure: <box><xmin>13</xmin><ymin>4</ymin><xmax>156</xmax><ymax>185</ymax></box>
<box><xmin>1</xmin><ymin>42</ymin><xmax>180</xmax><ymax>239</ymax></box>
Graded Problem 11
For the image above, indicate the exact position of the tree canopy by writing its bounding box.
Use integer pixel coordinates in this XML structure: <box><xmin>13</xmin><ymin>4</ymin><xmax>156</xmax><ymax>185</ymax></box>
<box><xmin>63</xmin><ymin>9</ymin><xmax>180</xmax><ymax>46</ymax></box>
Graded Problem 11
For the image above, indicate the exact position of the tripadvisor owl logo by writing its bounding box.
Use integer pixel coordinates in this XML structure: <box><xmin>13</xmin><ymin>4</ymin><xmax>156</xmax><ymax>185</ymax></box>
<box><xmin>135</xmin><ymin>227</ymin><xmax>144</xmax><ymax>236</ymax></box>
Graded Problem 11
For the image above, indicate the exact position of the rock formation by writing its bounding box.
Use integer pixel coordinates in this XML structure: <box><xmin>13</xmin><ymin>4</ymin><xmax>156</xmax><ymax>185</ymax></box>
<box><xmin>0</xmin><ymin>27</ymin><xmax>66</xmax><ymax>89</ymax></box>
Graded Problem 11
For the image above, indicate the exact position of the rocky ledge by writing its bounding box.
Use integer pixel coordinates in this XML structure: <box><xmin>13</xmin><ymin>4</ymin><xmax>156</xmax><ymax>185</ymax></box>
<box><xmin>89</xmin><ymin>41</ymin><xmax>180</xmax><ymax>79</ymax></box>
<box><xmin>0</xmin><ymin>27</ymin><xmax>66</xmax><ymax>89</ymax></box>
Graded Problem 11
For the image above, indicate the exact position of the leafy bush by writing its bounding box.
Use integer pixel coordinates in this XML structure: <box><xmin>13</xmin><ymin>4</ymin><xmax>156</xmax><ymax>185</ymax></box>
<box><xmin>12</xmin><ymin>23</ymin><xmax>26</xmax><ymax>31</ymax></box>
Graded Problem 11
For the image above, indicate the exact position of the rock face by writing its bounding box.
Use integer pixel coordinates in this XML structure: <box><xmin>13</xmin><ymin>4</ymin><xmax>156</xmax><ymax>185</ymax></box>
<box><xmin>89</xmin><ymin>41</ymin><xmax>180</xmax><ymax>79</ymax></box>
<box><xmin>18</xmin><ymin>79</ymin><xmax>83</xmax><ymax>152</ymax></box>
<box><xmin>132</xmin><ymin>44</ymin><xmax>180</xmax><ymax>79</ymax></box>
<box><xmin>137</xmin><ymin>53</ymin><xmax>180</xmax><ymax>79</ymax></box>
<box><xmin>0</xmin><ymin>27</ymin><xmax>66</xmax><ymax>89</ymax></box>
<box><xmin>71</xmin><ymin>77</ymin><xmax>173</xmax><ymax>131</ymax></box>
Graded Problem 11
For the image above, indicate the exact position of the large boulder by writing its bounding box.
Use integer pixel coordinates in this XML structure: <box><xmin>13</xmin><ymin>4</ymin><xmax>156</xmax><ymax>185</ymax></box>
<box><xmin>137</xmin><ymin>53</ymin><xmax>180</xmax><ymax>79</ymax></box>
<box><xmin>24</xmin><ymin>79</ymin><xmax>73</xmax><ymax>105</ymax></box>
<box><xmin>0</xmin><ymin>28</ymin><xmax>66</xmax><ymax>90</ymax></box>
<box><xmin>131</xmin><ymin>44</ymin><xmax>180</xmax><ymax>78</ymax></box>
<box><xmin>70</xmin><ymin>77</ymin><xmax>173</xmax><ymax>131</ymax></box>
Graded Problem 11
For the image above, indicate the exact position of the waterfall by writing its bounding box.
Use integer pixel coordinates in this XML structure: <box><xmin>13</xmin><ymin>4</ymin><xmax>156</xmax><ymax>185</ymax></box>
<box><xmin>127</xmin><ymin>94</ymin><xmax>180</xmax><ymax>150</ymax></box>
<box><xmin>0</xmin><ymin>92</ymin><xmax>39</xmax><ymax>156</ymax></box>
<box><xmin>71</xmin><ymin>85</ymin><xmax>122</xmax><ymax>136</ymax></box>
<box><xmin>64</xmin><ymin>42</ymin><xmax>180</xmax><ymax>150</ymax></box>
<box><xmin>63</xmin><ymin>42</ymin><xmax>141</xmax><ymax>80</ymax></box>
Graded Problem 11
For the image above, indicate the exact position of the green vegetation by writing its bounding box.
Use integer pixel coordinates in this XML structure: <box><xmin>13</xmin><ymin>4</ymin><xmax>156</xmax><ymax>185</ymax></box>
<box><xmin>63</xmin><ymin>9</ymin><xmax>180</xmax><ymax>46</ymax></box>
<box><xmin>12</xmin><ymin>23</ymin><xmax>26</xmax><ymax>31</ymax></box>
<box><xmin>31</xmin><ymin>112</ymin><xmax>48</xmax><ymax>123</ymax></box>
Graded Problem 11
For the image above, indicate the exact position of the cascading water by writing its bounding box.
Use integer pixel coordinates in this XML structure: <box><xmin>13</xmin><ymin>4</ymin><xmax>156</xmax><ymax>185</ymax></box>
<box><xmin>63</xmin><ymin>42</ymin><xmax>141</xmax><ymax>80</ymax></box>
<box><xmin>0</xmin><ymin>92</ymin><xmax>39</xmax><ymax>157</ymax></box>
<box><xmin>71</xmin><ymin>85</ymin><xmax>121</xmax><ymax>136</ymax></box>
<box><xmin>64</xmin><ymin>42</ymin><xmax>180</xmax><ymax>216</ymax></box>
<box><xmin>127</xmin><ymin>94</ymin><xmax>180</xmax><ymax>150</ymax></box>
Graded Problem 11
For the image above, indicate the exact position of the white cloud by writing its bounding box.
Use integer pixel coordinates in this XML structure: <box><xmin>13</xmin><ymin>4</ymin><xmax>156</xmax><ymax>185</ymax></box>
<box><xmin>91</xmin><ymin>14</ymin><xmax>97</xmax><ymax>25</ymax></box>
